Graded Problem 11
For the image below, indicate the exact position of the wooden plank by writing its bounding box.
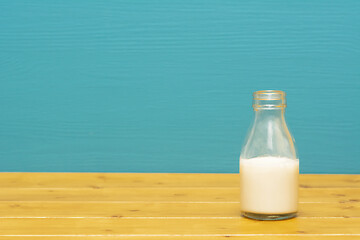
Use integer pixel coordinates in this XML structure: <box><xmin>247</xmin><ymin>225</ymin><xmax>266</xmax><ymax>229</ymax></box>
<box><xmin>0</xmin><ymin>173</ymin><xmax>239</xmax><ymax>188</ymax></box>
<box><xmin>0</xmin><ymin>173</ymin><xmax>359</xmax><ymax>188</ymax></box>
<box><xmin>0</xmin><ymin>218</ymin><xmax>359</xmax><ymax>235</ymax></box>
<box><xmin>0</xmin><ymin>237</ymin><xmax>360</xmax><ymax>240</ymax></box>
<box><xmin>300</xmin><ymin>175</ymin><xmax>360</xmax><ymax>188</ymax></box>
<box><xmin>0</xmin><ymin>188</ymin><xmax>358</xmax><ymax>203</ymax></box>
<box><xmin>0</xmin><ymin>202</ymin><xmax>358</xmax><ymax>218</ymax></box>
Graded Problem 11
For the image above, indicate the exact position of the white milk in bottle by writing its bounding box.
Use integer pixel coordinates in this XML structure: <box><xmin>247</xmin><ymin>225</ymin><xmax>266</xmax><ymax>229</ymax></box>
<box><xmin>240</xmin><ymin>157</ymin><xmax>299</xmax><ymax>214</ymax></box>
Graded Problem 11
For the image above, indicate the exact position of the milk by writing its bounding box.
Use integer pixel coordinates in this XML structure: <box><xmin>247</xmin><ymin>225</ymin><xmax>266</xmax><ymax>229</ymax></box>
<box><xmin>240</xmin><ymin>157</ymin><xmax>299</xmax><ymax>214</ymax></box>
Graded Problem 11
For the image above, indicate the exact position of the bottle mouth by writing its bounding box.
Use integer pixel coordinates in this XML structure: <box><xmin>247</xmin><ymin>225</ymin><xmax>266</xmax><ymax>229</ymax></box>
<box><xmin>253</xmin><ymin>90</ymin><xmax>286</xmax><ymax>110</ymax></box>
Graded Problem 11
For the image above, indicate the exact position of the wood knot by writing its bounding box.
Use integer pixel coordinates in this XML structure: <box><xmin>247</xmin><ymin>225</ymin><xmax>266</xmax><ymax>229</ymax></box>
<box><xmin>174</xmin><ymin>193</ymin><xmax>186</xmax><ymax>196</ymax></box>
<box><xmin>333</xmin><ymin>194</ymin><xmax>345</xmax><ymax>197</ymax></box>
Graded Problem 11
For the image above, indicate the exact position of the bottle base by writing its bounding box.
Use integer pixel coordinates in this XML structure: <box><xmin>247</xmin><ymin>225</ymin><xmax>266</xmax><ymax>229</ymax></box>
<box><xmin>241</xmin><ymin>211</ymin><xmax>297</xmax><ymax>221</ymax></box>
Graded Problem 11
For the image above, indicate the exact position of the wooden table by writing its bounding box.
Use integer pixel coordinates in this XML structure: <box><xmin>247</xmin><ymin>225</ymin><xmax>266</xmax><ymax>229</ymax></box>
<box><xmin>0</xmin><ymin>173</ymin><xmax>359</xmax><ymax>239</ymax></box>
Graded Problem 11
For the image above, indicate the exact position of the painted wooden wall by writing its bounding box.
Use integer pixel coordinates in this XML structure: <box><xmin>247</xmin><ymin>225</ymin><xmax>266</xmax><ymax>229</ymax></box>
<box><xmin>0</xmin><ymin>0</ymin><xmax>359</xmax><ymax>173</ymax></box>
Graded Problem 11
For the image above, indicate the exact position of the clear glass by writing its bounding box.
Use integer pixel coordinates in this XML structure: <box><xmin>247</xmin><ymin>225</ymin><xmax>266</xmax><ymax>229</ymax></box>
<box><xmin>240</xmin><ymin>90</ymin><xmax>299</xmax><ymax>220</ymax></box>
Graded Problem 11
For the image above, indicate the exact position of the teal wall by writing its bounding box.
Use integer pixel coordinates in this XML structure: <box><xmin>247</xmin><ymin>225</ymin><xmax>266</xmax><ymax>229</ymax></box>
<box><xmin>0</xmin><ymin>0</ymin><xmax>359</xmax><ymax>173</ymax></box>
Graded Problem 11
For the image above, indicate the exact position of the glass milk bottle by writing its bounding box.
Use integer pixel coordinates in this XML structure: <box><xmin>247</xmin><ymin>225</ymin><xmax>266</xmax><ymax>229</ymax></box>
<box><xmin>240</xmin><ymin>90</ymin><xmax>299</xmax><ymax>220</ymax></box>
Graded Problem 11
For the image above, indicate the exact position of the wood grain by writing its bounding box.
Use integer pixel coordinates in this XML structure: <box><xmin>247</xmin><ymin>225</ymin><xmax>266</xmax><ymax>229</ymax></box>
<box><xmin>0</xmin><ymin>237</ymin><xmax>359</xmax><ymax>240</ymax></box>
<box><xmin>0</xmin><ymin>187</ymin><xmax>358</xmax><ymax>203</ymax></box>
<box><xmin>0</xmin><ymin>202</ymin><xmax>358</xmax><ymax>218</ymax></box>
<box><xmin>0</xmin><ymin>173</ymin><xmax>359</xmax><ymax>188</ymax></box>
<box><xmin>0</xmin><ymin>218</ymin><xmax>359</xmax><ymax>235</ymax></box>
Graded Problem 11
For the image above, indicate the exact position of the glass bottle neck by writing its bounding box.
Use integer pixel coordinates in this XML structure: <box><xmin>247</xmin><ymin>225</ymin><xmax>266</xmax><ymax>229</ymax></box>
<box><xmin>253</xmin><ymin>108</ymin><xmax>288</xmax><ymax>136</ymax></box>
<box><xmin>254</xmin><ymin>108</ymin><xmax>285</xmax><ymax>121</ymax></box>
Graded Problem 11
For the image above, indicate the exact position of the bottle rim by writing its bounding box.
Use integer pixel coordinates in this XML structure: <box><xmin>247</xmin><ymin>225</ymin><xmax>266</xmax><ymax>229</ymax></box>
<box><xmin>253</xmin><ymin>90</ymin><xmax>285</xmax><ymax>100</ymax></box>
<box><xmin>253</xmin><ymin>90</ymin><xmax>286</xmax><ymax>109</ymax></box>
